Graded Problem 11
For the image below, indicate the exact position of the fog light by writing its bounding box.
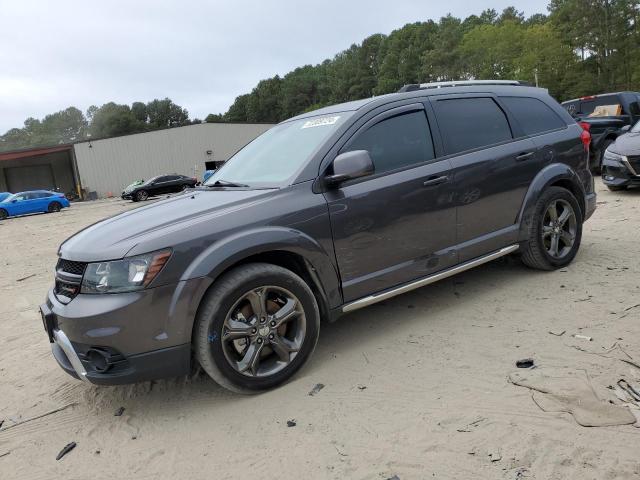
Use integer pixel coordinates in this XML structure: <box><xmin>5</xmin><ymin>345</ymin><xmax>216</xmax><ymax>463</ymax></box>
<box><xmin>86</xmin><ymin>348</ymin><xmax>111</xmax><ymax>373</ymax></box>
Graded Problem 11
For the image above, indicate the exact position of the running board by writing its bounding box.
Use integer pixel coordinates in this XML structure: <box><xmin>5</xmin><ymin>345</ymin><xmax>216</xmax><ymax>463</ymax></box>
<box><xmin>342</xmin><ymin>244</ymin><xmax>519</xmax><ymax>313</ymax></box>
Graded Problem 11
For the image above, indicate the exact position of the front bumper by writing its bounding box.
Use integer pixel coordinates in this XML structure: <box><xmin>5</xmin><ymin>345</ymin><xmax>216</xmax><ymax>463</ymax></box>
<box><xmin>40</xmin><ymin>277</ymin><xmax>209</xmax><ymax>385</ymax></box>
<box><xmin>602</xmin><ymin>157</ymin><xmax>640</xmax><ymax>188</ymax></box>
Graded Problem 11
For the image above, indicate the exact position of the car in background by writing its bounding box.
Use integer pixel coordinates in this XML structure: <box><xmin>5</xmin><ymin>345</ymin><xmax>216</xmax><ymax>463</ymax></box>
<box><xmin>121</xmin><ymin>174</ymin><xmax>197</xmax><ymax>202</ymax></box>
<box><xmin>0</xmin><ymin>192</ymin><xmax>10</xmax><ymax>202</ymax></box>
<box><xmin>0</xmin><ymin>190</ymin><xmax>70</xmax><ymax>219</ymax></box>
<box><xmin>601</xmin><ymin>120</ymin><xmax>640</xmax><ymax>191</ymax></box>
<box><xmin>562</xmin><ymin>92</ymin><xmax>640</xmax><ymax>173</ymax></box>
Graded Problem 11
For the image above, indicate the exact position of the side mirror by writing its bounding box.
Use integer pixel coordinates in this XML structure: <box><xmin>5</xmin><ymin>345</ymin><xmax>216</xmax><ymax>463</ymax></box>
<box><xmin>325</xmin><ymin>150</ymin><xmax>374</xmax><ymax>187</ymax></box>
<box><xmin>621</xmin><ymin>125</ymin><xmax>631</xmax><ymax>133</ymax></box>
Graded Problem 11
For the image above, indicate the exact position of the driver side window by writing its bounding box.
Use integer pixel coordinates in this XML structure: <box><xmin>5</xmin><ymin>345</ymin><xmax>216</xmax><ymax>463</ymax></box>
<box><xmin>342</xmin><ymin>110</ymin><xmax>435</xmax><ymax>175</ymax></box>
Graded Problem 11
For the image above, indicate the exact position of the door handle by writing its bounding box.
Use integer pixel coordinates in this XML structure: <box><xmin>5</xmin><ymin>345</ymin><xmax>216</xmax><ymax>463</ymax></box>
<box><xmin>422</xmin><ymin>175</ymin><xmax>449</xmax><ymax>187</ymax></box>
<box><xmin>516</xmin><ymin>151</ymin><xmax>535</xmax><ymax>161</ymax></box>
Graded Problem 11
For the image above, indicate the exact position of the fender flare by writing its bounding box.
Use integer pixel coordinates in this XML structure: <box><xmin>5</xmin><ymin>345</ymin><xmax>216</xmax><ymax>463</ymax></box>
<box><xmin>591</xmin><ymin>128</ymin><xmax>619</xmax><ymax>150</ymax></box>
<box><xmin>181</xmin><ymin>226</ymin><xmax>342</xmax><ymax>311</ymax></box>
<box><xmin>516</xmin><ymin>163</ymin><xmax>586</xmax><ymax>242</ymax></box>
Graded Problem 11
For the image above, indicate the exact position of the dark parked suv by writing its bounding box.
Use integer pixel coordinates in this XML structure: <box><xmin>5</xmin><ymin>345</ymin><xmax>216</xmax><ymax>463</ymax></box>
<box><xmin>41</xmin><ymin>80</ymin><xmax>596</xmax><ymax>393</ymax></box>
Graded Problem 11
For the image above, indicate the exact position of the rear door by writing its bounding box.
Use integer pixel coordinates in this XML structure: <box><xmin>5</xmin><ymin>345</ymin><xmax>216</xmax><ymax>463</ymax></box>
<box><xmin>430</xmin><ymin>94</ymin><xmax>538</xmax><ymax>261</ymax></box>
<box><xmin>324</xmin><ymin>103</ymin><xmax>457</xmax><ymax>302</ymax></box>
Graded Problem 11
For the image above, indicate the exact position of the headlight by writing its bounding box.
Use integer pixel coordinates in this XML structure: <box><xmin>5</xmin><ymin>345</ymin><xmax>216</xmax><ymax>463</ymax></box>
<box><xmin>603</xmin><ymin>150</ymin><xmax>626</xmax><ymax>163</ymax></box>
<box><xmin>81</xmin><ymin>250</ymin><xmax>171</xmax><ymax>294</ymax></box>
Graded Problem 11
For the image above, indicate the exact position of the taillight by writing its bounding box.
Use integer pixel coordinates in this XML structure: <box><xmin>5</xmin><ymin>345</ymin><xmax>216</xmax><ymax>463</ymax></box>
<box><xmin>579</xmin><ymin>122</ymin><xmax>591</xmax><ymax>152</ymax></box>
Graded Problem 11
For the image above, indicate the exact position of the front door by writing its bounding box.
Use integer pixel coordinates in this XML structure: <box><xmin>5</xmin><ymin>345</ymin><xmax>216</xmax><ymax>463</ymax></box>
<box><xmin>324</xmin><ymin>104</ymin><xmax>457</xmax><ymax>302</ymax></box>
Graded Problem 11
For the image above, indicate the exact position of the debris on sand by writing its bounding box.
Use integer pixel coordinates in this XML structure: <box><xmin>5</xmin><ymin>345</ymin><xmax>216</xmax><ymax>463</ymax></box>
<box><xmin>308</xmin><ymin>383</ymin><xmax>325</xmax><ymax>396</ymax></box>
<box><xmin>516</xmin><ymin>358</ymin><xmax>534</xmax><ymax>368</ymax></box>
<box><xmin>509</xmin><ymin>369</ymin><xmax>636</xmax><ymax>427</ymax></box>
<box><xmin>114</xmin><ymin>407</ymin><xmax>125</xmax><ymax>416</ymax></box>
<box><xmin>16</xmin><ymin>273</ymin><xmax>36</xmax><ymax>282</ymax></box>
<box><xmin>548</xmin><ymin>330</ymin><xmax>566</xmax><ymax>336</ymax></box>
<box><xmin>488</xmin><ymin>450</ymin><xmax>502</xmax><ymax>462</ymax></box>
<box><xmin>573</xmin><ymin>334</ymin><xmax>593</xmax><ymax>341</ymax></box>
<box><xmin>56</xmin><ymin>442</ymin><xmax>76</xmax><ymax>461</ymax></box>
<box><xmin>286</xmin><ymin>420</ymin><xmax>296</xmax><ymax>427</ymax></box>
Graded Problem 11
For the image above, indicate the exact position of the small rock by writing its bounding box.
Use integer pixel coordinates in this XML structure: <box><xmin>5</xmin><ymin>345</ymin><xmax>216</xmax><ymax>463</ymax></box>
<box><xmin>286</xmin><ymin>419</ymin><xmax>296</xmax><ymax>427</ymax></box>
<box><xmin>56</xmin><ymin>442</ymin><xmax>76</xmax><ymax>461</ymax></box>
<box><xmin>308</xmin><ymin>383</ymin><xmax>325</xmax><ymax>396</ymax></box>
<box><xmin>114</xmin><ymin>407</ymin><xmax>125</xmax><ymax>416</ymax></box>
<box><xmin>516</xmin><ymin>358</ymin><xmax>534</xmax><ymax>368</ymax></box>
<box><xmin>489</xmin><ymin>451</ymin><xmax>502</xmax><ymax>462</ymax></box>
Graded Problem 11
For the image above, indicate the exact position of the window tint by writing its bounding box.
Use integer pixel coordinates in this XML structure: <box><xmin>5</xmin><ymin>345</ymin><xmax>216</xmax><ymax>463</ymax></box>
<box><xmin>433</xmin><ymin>97</ymin><xmax>512</xmax><ymax>155</ymax></box>
<box><xmin>343</xmin><ymin>110</ymin><xmax>434</xmax><ymax>175</ymax></box>
<box><xmin>579</xmin><ymin>95</ymin><xmax>622</xmax><ymax>115</ymax></box>
<box><xmin>501</xmin><ymin>97</ymin><xmax>566</xmax><ymax>136</ymax></box>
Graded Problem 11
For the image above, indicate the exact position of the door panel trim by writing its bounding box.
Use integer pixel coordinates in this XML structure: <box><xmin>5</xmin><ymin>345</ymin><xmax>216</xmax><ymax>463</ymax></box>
<box><xmin>342</xmin><ymin>244</ymin><xmax>519</xmax><ymax>312</ymax></box>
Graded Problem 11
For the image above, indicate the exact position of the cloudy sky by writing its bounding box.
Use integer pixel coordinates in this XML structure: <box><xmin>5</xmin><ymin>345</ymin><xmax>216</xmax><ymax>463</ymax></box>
<box><xmin>1</xmin><ymin>0</ymin><xmax>549</xmax><ymax>133</ymax></box>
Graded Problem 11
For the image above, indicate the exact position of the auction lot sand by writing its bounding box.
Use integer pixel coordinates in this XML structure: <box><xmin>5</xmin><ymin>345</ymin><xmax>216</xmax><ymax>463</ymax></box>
<box><xmin>1</xmin><ymin>183</ymin><xmax>639</xmax><ymax>479</ymax></box>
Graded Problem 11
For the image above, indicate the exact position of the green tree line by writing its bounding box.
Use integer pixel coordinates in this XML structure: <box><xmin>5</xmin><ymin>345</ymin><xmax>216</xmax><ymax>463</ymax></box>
<box><xmin>221</xmin><ymin>1</ymin><xmax>640</xmax><ymax>122</ymax></box>
<box><xmin>2</xmin><ymin>1</ymin><xmax>639</xmax><ymax>152</ymax></box>
<box><xmin>0</xmin><ymin>98</ymin><xmax>198</xmax><ymax>152</ymax></box>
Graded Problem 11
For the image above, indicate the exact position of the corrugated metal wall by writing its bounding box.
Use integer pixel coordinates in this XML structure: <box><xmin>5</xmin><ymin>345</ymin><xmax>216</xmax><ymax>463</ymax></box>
<box><xmin>73</xmin><ymin>123</ymin><xmax>273</xmax><ymax>197</ymax></box>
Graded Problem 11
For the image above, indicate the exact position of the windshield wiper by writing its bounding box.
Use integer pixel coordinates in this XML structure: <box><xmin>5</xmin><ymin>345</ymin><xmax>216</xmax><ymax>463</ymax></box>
<box><xmin>207</xmin><ymin>179</ymin><xmax>250</xmax><ymax>188</ymax></box>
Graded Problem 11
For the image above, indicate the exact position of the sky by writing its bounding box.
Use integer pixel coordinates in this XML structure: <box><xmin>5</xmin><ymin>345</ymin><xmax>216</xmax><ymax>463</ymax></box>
<box><xmin>0</xmin><ymin>0</ymin><xmax>549</xmax><ymax>133</ymax></box>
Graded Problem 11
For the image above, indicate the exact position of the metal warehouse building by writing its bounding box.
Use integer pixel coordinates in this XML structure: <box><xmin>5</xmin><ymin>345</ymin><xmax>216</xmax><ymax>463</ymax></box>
<box><xmin>0</xmin><ymin>122</ymin><xmax>273</xmax><ymax>198</ymax></box>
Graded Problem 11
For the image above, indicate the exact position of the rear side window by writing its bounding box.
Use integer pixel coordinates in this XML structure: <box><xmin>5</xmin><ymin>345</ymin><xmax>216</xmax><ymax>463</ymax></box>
<box><xmin>580</xmin><ymin>95</ymin><xmax>622</xmax><ymax>115</ymax></box>
<box><xmin>501</xmin><ymin>97</ymin><xmax>566</xmax><ymax>136</ymax></box>
<box><xmin>433</xmin><ymin>97</ymin><xmax>512</xmax><ymax>155</ymax></box>
<box><xmin>343</xmin><ymin>110</ymin><xmax>435</xmax><ymax>175</ymax></box>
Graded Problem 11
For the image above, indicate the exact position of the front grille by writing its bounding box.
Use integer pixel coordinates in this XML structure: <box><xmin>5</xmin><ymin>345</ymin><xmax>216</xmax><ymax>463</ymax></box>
<box><xmin>57</xmin><ymin>258</ymin><xmax>86</xmax><ymax>276</ymax></box>
<box><xmin>55</xmin><ymin>258</ymin><xmax>86</xmax><ymax>301</ymax></box>
<box><xmin>627</xmin><ymin>155</ymin><xmax>640</xmax><ymax>175</ymax></box>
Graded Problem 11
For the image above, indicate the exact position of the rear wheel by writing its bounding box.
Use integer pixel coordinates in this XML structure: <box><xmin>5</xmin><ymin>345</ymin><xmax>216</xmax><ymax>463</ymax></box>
<box><xmin>193</xmin><ymin>263</ymin><xmax>320</xmax><ymax>393</ymax></box>
<box><xmin>47</xmin><ymin>201</ymin><xmax>62</xmax><ymax>213</ymax></box>
<box><xmin>135</xmin><ymin>190</ymin><xmax>148</xmax><ymax>202</ymax></box>
<box><xmin>0</xmin><ymin>209</ymin><xmax>7</xmax><ymax>220</ymax></box>
<box><xmin>521</xmin><ymin>187</ymin><xmax>583</xmax><ymax>271</ymax></box>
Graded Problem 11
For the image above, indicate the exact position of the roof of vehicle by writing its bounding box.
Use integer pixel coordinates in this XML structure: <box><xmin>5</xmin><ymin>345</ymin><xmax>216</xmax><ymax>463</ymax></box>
<box><xmin>561</xmin><ymin>91</ymin><xmax>640</xmax><ymax>104</ymax></box>
<box><xmin>287</xmin><ymin>82</ymin><xmax>552</xmax><ymax>122</ymax></box>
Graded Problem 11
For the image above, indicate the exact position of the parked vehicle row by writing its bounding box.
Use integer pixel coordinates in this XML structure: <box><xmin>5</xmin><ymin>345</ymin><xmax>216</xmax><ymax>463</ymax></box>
<box><xmin>0</xmin><ymin>190</ymin><xmax>70</xmax><ymax>220</ymax></box>
<box><xmin>601</xmin><ymin>120</ymin><xmax>640</xmax><ymax>191</ymax></box>
<box><xmin>42</xmin><ymin>80</ymin><xmax>597</xmax><ymax>393</ymax></box>
<box><xmin>121</xmin><ymin>174</ymin><xmax>198</xmax><ymax>202</ymax></box>
<box><xmin>561</xmin><ymin>91</ymin><xmax>640</xmax><ymax>173</ymax></box>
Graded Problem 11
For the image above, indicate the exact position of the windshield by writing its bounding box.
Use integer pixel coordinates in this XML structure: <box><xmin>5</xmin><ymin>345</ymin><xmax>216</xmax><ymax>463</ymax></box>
<box><xmin>205</xmin><ymin>113</ymin><xmax>351</xmax><ymax>187</ymax></box>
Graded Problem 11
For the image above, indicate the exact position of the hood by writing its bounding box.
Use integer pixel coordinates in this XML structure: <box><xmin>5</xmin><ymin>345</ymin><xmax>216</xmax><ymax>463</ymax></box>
<box><xmin>610</xmin><ymin>132</ymin><xmax>640</xmax><ymax>156</ymax></box>
<box><xmin>123</xmin><ymin>181</ymin><xmax>144</xmax><ymax>193</ymax></box>
<box><xmin>60</xmin><ymin>188</ymin><xmax>276</xmax><ymax>261</ymax></box>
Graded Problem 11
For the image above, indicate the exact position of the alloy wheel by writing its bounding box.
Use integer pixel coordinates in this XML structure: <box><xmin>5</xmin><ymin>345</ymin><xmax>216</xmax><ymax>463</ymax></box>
<box><xmin>542</xmin><ymin>199</ymin><xmax>577</xmax><ymax>259</ymax></box>
<box><xmin>220</xmin><ymin>286</ymin><xmax>306</xmax><ymax>377</ymax></box>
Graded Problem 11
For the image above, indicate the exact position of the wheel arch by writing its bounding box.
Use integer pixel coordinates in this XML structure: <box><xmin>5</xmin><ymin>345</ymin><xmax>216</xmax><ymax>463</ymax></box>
<box><xmin>517</xmin><ymin>163</ymin><xmax>586</xmax><ymax>242</ymax></box>
<box><xmin>183</xmin><ymin>227</ymin><xmax>342</xmax><ymax>339</ymax></box>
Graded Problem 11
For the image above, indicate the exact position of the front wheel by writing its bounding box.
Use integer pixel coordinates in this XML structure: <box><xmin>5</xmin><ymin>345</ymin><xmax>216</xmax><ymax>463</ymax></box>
<box><xmin>194</xmin><ymin>263</ymin><xmax>320</xmax><ymax>393</ymax></box>
<box><xmin>521</xmin><ymin>187</ymin><xmax>583</xmax><ymax>271</ymax></box>
<box><xmin>0</xmin><ymin>208</ymin><xmax>7</xmax><ymax>220</ymax></box>
<box><xmin>135</xmin><ymin>190</ymin><xmax>148</xmax><ymax>202</ymax></box>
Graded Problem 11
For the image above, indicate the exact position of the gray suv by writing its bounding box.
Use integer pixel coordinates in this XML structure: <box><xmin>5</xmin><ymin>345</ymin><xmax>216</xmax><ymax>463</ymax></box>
<box><xmin>40</xmin><ymin>81</ymin><xmax>596</xmax><ymax>393</ymax></box>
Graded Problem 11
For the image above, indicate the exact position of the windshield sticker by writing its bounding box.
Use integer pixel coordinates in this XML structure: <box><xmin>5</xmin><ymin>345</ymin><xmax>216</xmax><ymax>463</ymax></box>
<box><xmin>301</xmin><ymin>116</ymin><xmax>340</xmax><ymax>129</ymax></box>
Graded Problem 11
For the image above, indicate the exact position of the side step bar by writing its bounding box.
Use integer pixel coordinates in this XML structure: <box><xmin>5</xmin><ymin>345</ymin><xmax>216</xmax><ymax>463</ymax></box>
<box><xmin>342</xmin><ymin>244</ymin><xmax>519</xmax><ymax>313</ymax></box>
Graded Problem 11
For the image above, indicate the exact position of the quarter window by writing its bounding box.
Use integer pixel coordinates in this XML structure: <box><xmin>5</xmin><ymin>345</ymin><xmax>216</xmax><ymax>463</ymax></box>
<box><xmin>342</xmin><ymin>110</ymin><xmax>435</xmax><ymax>175</ymax></box>
<box><xmin>501</xmin><ymin>97</ymin><xmax>566</xmax><ymax>136</ymax></box>
<box><xmin>433</xmin><ymin>97</ymin><xmax>513</xmax><ymax>155</ymax></box>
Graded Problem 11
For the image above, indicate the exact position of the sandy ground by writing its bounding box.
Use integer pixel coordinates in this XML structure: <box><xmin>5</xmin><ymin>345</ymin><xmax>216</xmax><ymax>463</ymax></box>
<box><xmin>1</xmin><ymin>183</ymin><xmax>640</xmax><ymax>480</ymax></box>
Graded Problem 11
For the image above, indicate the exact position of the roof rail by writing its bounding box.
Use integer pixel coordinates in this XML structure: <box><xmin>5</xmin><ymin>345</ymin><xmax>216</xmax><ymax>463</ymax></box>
<box><xmin>398</xmin><ymin>80</ymin><xmax>533</xmax><ymax>93</ymax></box>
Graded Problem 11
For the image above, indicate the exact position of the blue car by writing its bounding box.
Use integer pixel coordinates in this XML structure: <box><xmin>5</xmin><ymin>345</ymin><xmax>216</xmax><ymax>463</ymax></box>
<box><xmin>0</xmin><ymin>190</ymin><xmax>70</xmax><ymax>220</ymax></box>
<box><xmin>0</xmin><ymin>192</ymin><xmax>10</xmax><ymax>202</ymax></box>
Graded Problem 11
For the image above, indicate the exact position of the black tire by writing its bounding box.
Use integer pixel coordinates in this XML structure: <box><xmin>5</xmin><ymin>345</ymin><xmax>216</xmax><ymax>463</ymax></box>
<box><xmin>521</xmin><ymin>187</ymin><xmax>583</xmax><ymax>271</ymax></box>
<box><xmin>135</xmin><ymin>190</ymin><xmax>148</xmax><ymax>202</ymax></box>
<box><xmin>47</xmin><ymin>201</ymin><xmax>62</xmax><ymax>213</ymax></box>
<box><xmin>193</xmin><ymin>263</ymin><xmax>320</xmax><ymax>393</ymax></box>
<box><xmin>607</xmin><ymin>185</ymin><xmax>627</xmax><ymax>192</ymax></box>
<box><xmin>0</xmin><ymin>208</ymin><xmax>7</xmax><ymax>220</ymax></box>
<box><xmin>594</xmin><ymin>138</ymin><xmax>614</xmax><ymax>175</ymax></box>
